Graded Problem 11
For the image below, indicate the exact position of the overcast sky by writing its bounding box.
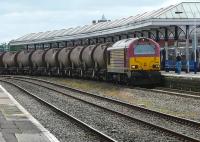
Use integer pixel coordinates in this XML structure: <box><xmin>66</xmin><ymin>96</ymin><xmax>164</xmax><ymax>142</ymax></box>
<box><xmin>0</xmin><ymin>0</ymin><xmax>189</xmax><ymax>43</ymax></box>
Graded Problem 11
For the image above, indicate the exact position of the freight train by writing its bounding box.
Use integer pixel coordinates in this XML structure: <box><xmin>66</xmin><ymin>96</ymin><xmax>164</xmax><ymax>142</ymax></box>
<box><xmin>0</xmin><ymin>38</ymin><xmax>161</xmax><ymax>85</ymax></box>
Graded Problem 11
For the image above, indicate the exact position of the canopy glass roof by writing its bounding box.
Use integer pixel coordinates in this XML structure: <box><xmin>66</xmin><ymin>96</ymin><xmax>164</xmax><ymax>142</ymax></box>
<box><xmin>10</xmin><ymin>2</ymin><xmax>200</xmax><ymax>45</ymax></box>
<box><xmin>157</xmin><ymin>2</ymin><xmax>200</xmax><ymax>19</ymax></box>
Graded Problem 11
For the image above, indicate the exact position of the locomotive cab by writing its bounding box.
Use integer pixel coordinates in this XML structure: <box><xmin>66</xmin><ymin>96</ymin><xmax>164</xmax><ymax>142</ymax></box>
<box><xmin>129</xmin><ymin>38</ymin><xmax>160</xmax><ymax>71</ymax></box>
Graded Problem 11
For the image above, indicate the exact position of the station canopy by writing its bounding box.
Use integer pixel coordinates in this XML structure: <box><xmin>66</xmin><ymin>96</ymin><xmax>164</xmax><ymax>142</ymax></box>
<box><xmin>9</xmin><ymin>1</ymin><xmax>200</xmax><ymax>46</ymax></box>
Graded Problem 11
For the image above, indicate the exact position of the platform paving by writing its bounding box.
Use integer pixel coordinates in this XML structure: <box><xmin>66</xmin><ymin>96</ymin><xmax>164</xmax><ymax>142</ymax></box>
<box><xmin>0</xmin><ymin>85</ymin><xmax>60</xmax><ymax>142</ymax></box>
<box><xmin>161</xmin><ymin>71</ymin><xmax>200</xmax><ymax>79</ymax></box>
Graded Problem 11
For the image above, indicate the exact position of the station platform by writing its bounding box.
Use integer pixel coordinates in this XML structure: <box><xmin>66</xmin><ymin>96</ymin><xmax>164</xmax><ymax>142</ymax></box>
<box><xmin>160</xmin><ymin>71</ymin><xmax>200</xmax><ymax>92</ymax></box>
<box><xmin>161</xmin><ymin>71</ymin><xmax>200</xmax><ymax>79</ymax></box>
<box><xmin>0</xmin><ymin>85</ymin><xmax>59</xmax><ymax>142</ymax></box>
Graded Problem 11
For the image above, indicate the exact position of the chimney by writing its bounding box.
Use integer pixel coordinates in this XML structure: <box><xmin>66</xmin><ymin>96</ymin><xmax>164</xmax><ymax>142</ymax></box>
<box><xmin>92</xmin><ymin>20</ymin><xmax>96</xmax><ymax>24</ymax></box>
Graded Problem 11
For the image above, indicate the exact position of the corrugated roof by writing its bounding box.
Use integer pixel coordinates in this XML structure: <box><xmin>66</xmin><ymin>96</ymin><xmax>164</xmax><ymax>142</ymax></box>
<box><xmin>10</xmin><ymin>2</ymin><xmax>200</xmax><ymax>46</ymax></box>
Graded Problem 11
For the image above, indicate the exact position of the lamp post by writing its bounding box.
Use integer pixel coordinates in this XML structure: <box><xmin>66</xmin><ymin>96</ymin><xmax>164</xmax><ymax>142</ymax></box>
<box><xmin>175</xmin><ymin>11</ymin><xmax>197</xmax><ymax>74</ymax></box>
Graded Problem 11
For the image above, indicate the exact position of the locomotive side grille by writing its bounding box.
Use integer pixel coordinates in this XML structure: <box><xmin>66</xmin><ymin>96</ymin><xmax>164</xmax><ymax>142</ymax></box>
<box><xmin>107</xmin><ymin>49</ymin><xmax>128</xmax><ymax>73</ymax></box>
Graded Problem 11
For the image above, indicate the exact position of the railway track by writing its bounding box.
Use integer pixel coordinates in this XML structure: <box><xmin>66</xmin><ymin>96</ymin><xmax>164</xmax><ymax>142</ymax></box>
<box><xmin>2</xmin><ymin>75</ymin><xmax>200</xmax><ymax>142</ymax></box>
<box><xmin>0</xmin><ymin>79</ymin><xmax>117</xmax><ymax>142</ymax></box>
<box><xmin>2</xmin><ymin>75</ymin><xmax>200</xmax><ymax>99</ymax></box>
<box><xmin>119</xmin><ymin>84</ymin><xmax>200</xmax><ymax>99</ymax></box>
<box><xmin>150</xmin><ymin>87</ymin><xmax>200</xmax><ymax>99</ymax></box>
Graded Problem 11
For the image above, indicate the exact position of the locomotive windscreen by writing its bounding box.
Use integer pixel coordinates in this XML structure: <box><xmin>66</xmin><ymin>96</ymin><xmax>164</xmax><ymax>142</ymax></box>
<box><xmin>134</xmin><ymin>44</ymin><xmax>156</xmax><ymax>55</ymax></box>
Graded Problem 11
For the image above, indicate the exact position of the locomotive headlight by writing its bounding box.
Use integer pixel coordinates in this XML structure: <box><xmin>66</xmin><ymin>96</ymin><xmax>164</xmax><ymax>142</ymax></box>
<box><xmin>153</xmin><ymin>64</ymin><xmax>160</xmax><ymax>68</ymax></box>
<box><xmin>131</xmin><ymin>65</ymin><xmax>138</xmax><ymax>69</ymax></box>
<box><xmin>131</xmin><ymin>65</ymin><xmax>136</xmax><ymax>69</ymax></box>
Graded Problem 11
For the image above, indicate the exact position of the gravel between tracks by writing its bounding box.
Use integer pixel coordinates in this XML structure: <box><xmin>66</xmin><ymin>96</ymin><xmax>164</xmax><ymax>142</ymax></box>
<box><xmin>0</xmin><ymin>81</ymin><xmax>111</xmax><ymax>142</ymax></box>
<box><xmin>8</xmin><ymin>79</ymin><xmax>185</xmax><ymax>142</ymax></box>
<box><xmin>37</xmin><ymin>77</ymin><xmax>200</xmax><ymax>121</ymax></box>
<box><xmin>15</xmin><ymin>77</ymin><xmax>200</xmax><ymax>140</ymax></box>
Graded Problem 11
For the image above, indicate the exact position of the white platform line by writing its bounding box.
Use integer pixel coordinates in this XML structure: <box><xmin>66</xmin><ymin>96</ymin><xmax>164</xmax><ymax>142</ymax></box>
<box><xmin>0</xmin><ymin>85</ymin><xmax>60</xmax><ymax>142</ymax></box>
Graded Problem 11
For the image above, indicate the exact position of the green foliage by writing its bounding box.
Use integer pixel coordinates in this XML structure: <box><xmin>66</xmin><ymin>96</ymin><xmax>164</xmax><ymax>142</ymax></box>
<box><xmin>0</xmin><ymin>43</ymin><xmax>9</xmax><ymax>52</ymax></box>
<box><xmin>0</xmin><ymin>43</ymin><xmax>25</xmax><ymax>52</ymax></box>
<box><xmin>9</xmin><ymin>45</ymin><xmax>25</xmax><ymax>51</ymax></box>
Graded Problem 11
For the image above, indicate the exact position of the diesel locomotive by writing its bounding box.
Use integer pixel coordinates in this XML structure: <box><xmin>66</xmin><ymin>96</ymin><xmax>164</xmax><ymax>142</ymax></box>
<box><xmin>0</xmin><ymin>37</ymin><xmax>161</xmax><ymax>85</ymax></box>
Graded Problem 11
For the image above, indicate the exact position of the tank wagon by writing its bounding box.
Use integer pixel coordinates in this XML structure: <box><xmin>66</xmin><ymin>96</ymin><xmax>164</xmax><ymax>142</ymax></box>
<box><xmin>2</xmin><ymin>52</ymin><xmax>19</xmax><ymax>73</ymax></box>
<box><xmin>57</xmin><ymin>47</ymin><xmax>74</xmax><ymax>75</ymax></box>
<box><xmin>93</xmin><ymin>43</ymin><xmax>113</xmax><ymax>78</ymax></box>
<box><xmin>31</xmin><ymin>49</ymin><xmax>47</xmax><ymax>74</ymax></box>
<box><xmin>0</xmin><ymin>52</ymin><xmax>5</xmax><ymax>73</ymax></box>
<box><xmin>17</xmin><ymin>50</ymin><xmax>33</xmax><ymax>73</ymax></box>
<box><xmin>82</xmin><ymin>45</ymin><xmax>97</xmax><ymax>77</ymax></box>
<box><xmin>45</xmin><ymin>48</ymin><xmax>60</xmax><ymax>75</ymax></box>
<box><xmin>0</xmin><ymin>37</ymin><xmax>161</xmax><ymax>85</ymax></box>
<box><xmin>70</xmin><ymin>46</ymin><xmax>85</xmax><ymax>77</ymax></box>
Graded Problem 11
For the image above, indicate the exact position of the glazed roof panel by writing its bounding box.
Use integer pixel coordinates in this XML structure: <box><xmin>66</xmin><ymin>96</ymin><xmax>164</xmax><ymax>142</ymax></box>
<box><xmin>10</xmin><ymin>2</ymin><xmax>200</xmax><ymax>45</ymax></box>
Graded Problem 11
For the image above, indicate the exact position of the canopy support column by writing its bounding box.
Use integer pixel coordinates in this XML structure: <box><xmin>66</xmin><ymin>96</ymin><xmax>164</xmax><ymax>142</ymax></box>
<box><xmin>174</xmin><ymin>41</ymin><xmax>178</xmax><ymax>57</ymax></box>
<box><xmin>174</xmin><ymin>26</ymin><xmax>179</xmax><ymax>57</ymax></box>
<box><xmin>50</xmin><ymin>43</ymin><xmax>52</xmax><ymax>49</ymax></box>
<box><xmin>164</xmin><ymin>28</ymin><xmax>169</xmax><ymax>72</ymax></box>
<box><xmin>156</xmin><ymin>30</ymin><xmax>159</xmax><ymax>42</ymax></box>
<box><xmin>133</xmin><ymin>33</ymin><xmax>136</xmax><ymax>38</ymax></box>
<box><xmin>141</xmin><ymin>32</ymin><xmax>144</xmax><ymax>37</ymax></box>
<box><xmin>186</xmin><ymin>25</ymin><xmax>190</xmax><ymax>73</ymax></box>
<box><xmin>148</xmin><ymin>31</ymin><xmax>151</xmax><ymax>38</ymax></box>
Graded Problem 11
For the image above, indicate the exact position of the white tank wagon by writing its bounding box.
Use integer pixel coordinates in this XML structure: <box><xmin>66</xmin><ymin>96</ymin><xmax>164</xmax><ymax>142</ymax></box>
<box><xmin>16</xmin><ymin>50</ymin><xmax>33</xmax><ymax>68</ymax></box>
<box><xmin>0</xmin><ymin>52</ymin><xmax>5</xmax><ymax>68</ymax></box>
<box><xmin>57</xmin><ymin>47</ymin><xmax>74</xmax><ymax>69</ymax></box>
<box><xmin>82</xmin><ymin>45</ymin><xmax>98</xmax><ymax>69</ymax></box>
<box><xmin>31</xmin><ymin>49</ymin><xmax>46</xmax><ymax>68</ymax></box>
<box><xmin>93</xmin><ymin>43</ymin><xmax>113</xmax><ymax>70</ymax></box>
<box><xmin>2</xmin><ymin>52</ymin><xmax>18</xmax><ymax>68</ymax></box>
<box><xmin>70</xmin><ymin>46</ymin><xmax>85</xmax><ymax>68</ymax></box>
<box><xmin>44</xmin><ymin>48</ymin><xmax>60</xmax><ymax>68</ymax></box>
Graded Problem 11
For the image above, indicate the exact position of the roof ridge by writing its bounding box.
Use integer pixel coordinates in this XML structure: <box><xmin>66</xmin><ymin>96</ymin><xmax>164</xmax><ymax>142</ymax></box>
<box><xmin>153</xmin><ymin>4</ymin><xmax>178</xmax><ymax>18</ymax></box>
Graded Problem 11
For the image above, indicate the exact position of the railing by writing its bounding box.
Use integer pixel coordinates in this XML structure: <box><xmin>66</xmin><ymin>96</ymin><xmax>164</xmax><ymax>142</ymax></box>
<box><xmin>164</xmin><ymin>60</ymin><xmax>199</xmax><ymax>71</ymax></box>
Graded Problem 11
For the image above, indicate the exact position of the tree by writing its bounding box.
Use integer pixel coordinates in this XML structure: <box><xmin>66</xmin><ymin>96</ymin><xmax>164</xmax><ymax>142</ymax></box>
<box><xmin>0</xmin><ymin>43</ymin><xmax>9</xmax><ymax>52</ymax></box>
